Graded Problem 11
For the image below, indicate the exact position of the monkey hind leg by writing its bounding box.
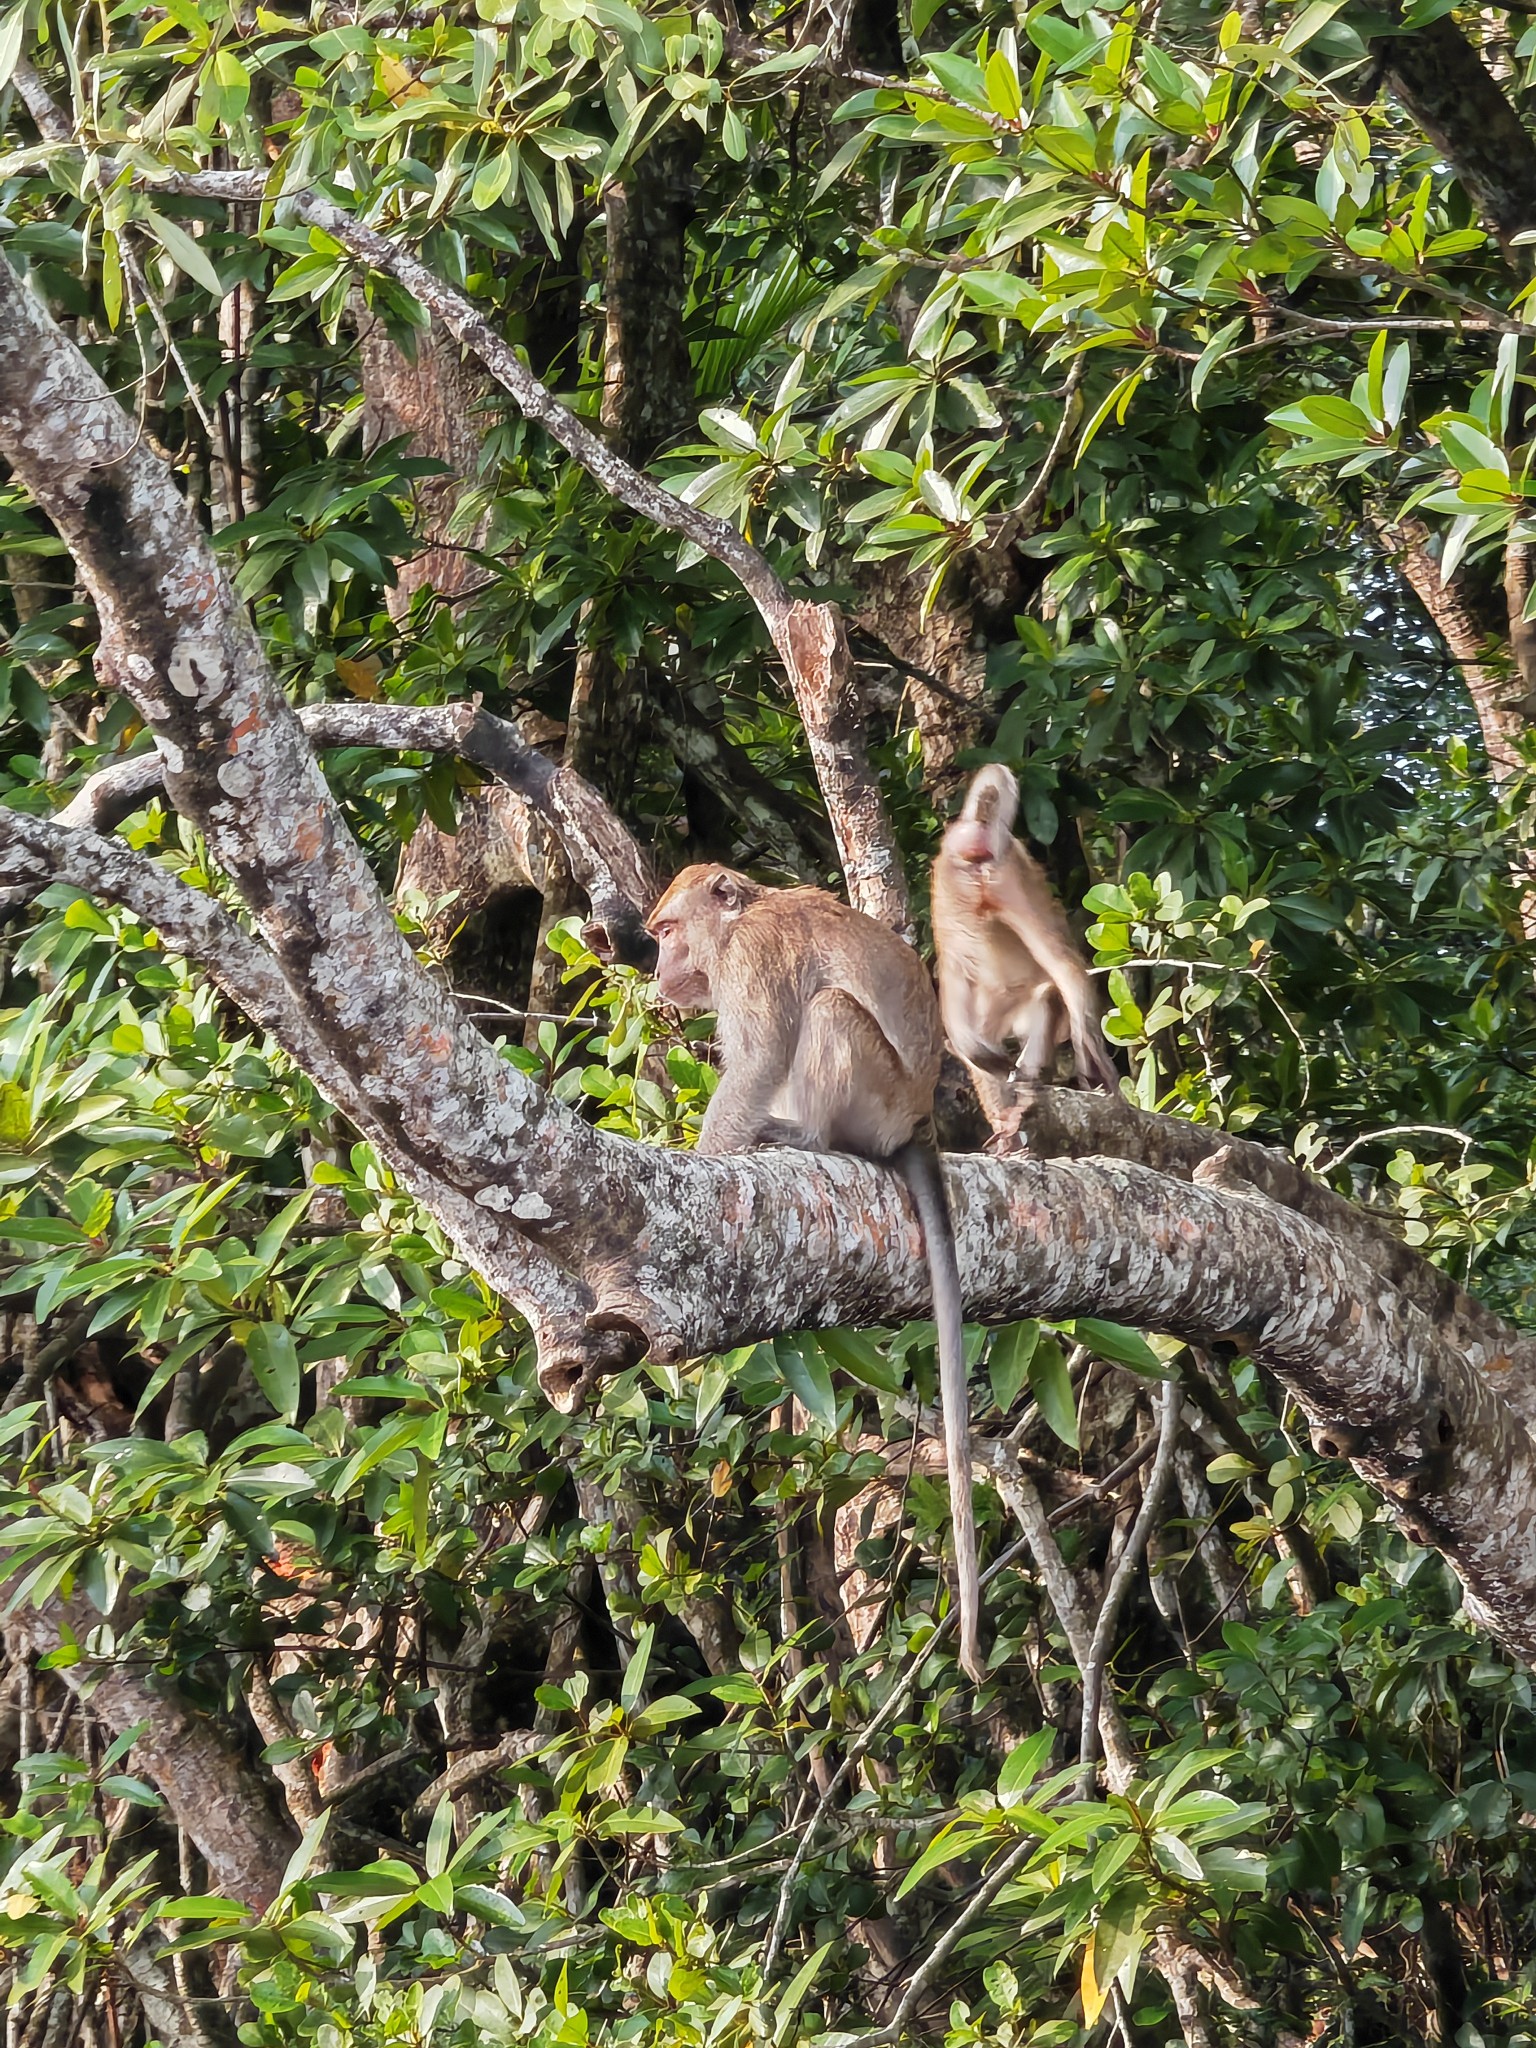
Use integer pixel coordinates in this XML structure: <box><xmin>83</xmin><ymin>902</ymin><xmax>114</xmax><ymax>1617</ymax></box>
<box><xmin>1008</xmin><ymin>991</ymin><xmax>1067</xmax><ymax>1087</ymax></box>
<box><xmin>1073</xmin><ymin>1023</ymin><xmax>1119</xmax><ymax>1093</ymax></box>
<box><xmin>785</xmin><ymin>988</ymin><xmax>913</xmax><ymax>1156</ymax></box>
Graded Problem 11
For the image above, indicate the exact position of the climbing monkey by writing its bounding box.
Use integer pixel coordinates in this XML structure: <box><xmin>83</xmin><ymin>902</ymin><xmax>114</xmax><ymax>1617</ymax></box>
<box><xmin>645</xmin><ymin>865</ymin><xmax>986</xmax><ymax>1685</ymax></box>
<box><xmin>932</xmin><ymin>765</ymin><xmax>1116</xmax><ymax>1094</ymax></box>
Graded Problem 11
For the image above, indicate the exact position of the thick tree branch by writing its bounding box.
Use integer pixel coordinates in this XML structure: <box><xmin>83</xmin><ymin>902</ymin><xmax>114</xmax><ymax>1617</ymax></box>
<box><xmin>1374</xmin><ymin>12</ymin><xmax>1536</xmax><ymax>250</ymax></box>
<box><xmin>1372</xmin><ymin>511</ymin><xmax>1527</xmax><ymax>782</ymax></box>
<box><xmin>301</xmin><ymin>701</ymin><xmax>657</xmax><ymax>960</ymax></box>
<box><xmin>1011</xmin><ymin>1086</ymin><xmax>1536</xmax><ymax>1412</ymax></box>
<box><xmin>0</xmin><ymin>700</ymin><xmax>658</xmax><ymax>960</ymax></box>
<box><xmin>6</xmin><ymin>155</ymin><xmax>1536</xmax><ymax>1680</ymax></box>
<box><xmin>12</xmin><ymin>782</ymin><xmax>1536</xmax><ymax>1667</ymax></box>
<box><xmin>566</xmin><ymin>1137</ymin><xmax>1536</xmax><ymax>1657</ymax></box>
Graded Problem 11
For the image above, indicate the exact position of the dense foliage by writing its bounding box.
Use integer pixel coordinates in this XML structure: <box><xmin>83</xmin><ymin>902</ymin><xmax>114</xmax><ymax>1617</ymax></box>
<box><xmin>0</xmin><ymin>0</ymin><xmax>1534</xmax><ymax>2041</ymax></box>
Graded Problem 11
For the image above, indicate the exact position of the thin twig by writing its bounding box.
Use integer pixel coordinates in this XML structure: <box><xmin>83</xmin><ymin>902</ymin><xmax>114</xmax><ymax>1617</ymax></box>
<box><xmin>1078</xmin><ymin>1379</ymin><xmax>1181</xmax><ymax>1795</ymax></box>
<box><xmin>759</xmin><ymin>1530</ymin><xmax>1034</xmax><ymax>1984</ymax></box>
<box><xmin>1328</xmin><ymin>1122</ymin><xmax>1475</xmax><ymax>1167</ymax></box>
<box><xmin>119</xmin><ymin>232</ymin><xmax>219</xmax><ymax>443</ymax></box>
<box><xmin>987</xmin><ymin>357</ymin><xmax>1086</xmax><ymax>551</ymax></box>
<box><xmin>1048</xmin><ymin>1431</ymin><xmax>1158</xmax><ymax>1527</ymax></box>
<box><xmin>864</xmin><ymin>1834</ymin><xmax>1037</xmax><ymax>2044</ymax></box>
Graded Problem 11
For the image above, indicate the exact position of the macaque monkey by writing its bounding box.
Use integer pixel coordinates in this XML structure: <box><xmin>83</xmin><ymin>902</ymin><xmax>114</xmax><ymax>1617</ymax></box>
<box><xmin>932</xmin><ymin>765</ymin><xmax>1117</xmax><ymax>1094</ymax></box>
<box><xmin>645</xmin><ymin>865</ymin><xmax>986</xmax><ymax>1685</ymax></box>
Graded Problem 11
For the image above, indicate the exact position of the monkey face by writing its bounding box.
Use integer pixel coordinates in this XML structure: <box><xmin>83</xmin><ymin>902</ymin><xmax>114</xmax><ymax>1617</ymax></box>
<box><xmin>945</xmin><ymin>763</ymin><xmax>1019</xmax><ymax>868</ymax></box>
<box><xmin>944</xmin><ymin>817</ymin><xmax>997</xmax><ymax>867</ymax></box>
<box><xmin>646</xmin><ymin>866</ymin><xmax>754</xmax><ymax>1010</ymax></box>
<box><xmin>649</xmin><ymin>912</ymin><xmax>714</xmax><ymax>1008</ymax></box>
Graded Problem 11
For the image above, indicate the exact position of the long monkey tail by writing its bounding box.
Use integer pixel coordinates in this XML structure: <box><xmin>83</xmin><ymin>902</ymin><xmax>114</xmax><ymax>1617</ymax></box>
<box><xmin>894</xmin><ymin>1138</ymin><xmax>985</xmax><ymax>1687</ymax></box>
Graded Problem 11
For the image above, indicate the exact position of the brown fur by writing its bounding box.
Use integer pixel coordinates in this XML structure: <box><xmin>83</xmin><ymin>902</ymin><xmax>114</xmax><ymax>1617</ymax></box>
<box><xmin>932</xmin><ymin>766</ymin><xmax>1116</xmax><ymax>1094</ymax></box>
<box><xmin>646</xmin><ymin>865</ymin><xmax>986</xmax><ymax>1685</ymax></box>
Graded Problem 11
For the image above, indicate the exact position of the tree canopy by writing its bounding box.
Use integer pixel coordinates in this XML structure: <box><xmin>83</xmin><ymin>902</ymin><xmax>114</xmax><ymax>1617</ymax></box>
<box><xmin>0</xmin><ymin>0</ymin><xmax>1535</xmax><ymax>2043</ymax></box>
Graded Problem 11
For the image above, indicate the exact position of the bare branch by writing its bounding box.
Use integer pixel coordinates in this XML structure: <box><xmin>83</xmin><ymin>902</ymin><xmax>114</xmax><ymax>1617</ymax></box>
<box><xmin>0</xmin><ymin>700</ymin><xmax>658</xmax><ymax>959</ymax></box>
<box><xmin>866</xmin><ymin>1837</ymin><xmax>1037</xmax><ymax>2046</ymax></box>
<box><xmin>406</xmin><ymin>1729</ymin><xmax>546</xmax><ymax>1830</ymax></box>
<box><xmin>1078</xmin><ymin>1378</ymin><xmax>1181</xmax><ymax>1791</ymax></box>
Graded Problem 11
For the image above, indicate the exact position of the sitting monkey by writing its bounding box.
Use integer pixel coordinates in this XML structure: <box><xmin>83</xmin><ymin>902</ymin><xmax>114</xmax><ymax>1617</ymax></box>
<box><xmin>645</xmin><ymin>865</ymin><xmax>986</xmax><ymax>1686</ymax></box>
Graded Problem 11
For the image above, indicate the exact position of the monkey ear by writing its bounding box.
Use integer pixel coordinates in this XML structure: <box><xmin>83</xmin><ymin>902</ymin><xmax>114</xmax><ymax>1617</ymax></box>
<box><xmin>708</xmin><ymin>870</ymin><xmax>749</xmax><ymax>913</ymax></box>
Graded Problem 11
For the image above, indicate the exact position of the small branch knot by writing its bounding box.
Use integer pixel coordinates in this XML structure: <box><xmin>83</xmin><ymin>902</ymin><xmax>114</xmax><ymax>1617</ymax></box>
<box><xmin>1311</xmin><ymin>1419</ymin><xmax>1366</xmax><ymax>1461</ymax></box>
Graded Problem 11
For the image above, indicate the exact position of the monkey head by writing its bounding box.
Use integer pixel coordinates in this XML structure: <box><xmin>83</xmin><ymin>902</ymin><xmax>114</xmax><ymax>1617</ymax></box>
<box><xmin>645</xmin><ymin>865</ymin><xmax>763</xmax><ymax>1009</ymax></box>
<box><xmin>944</xmin><ymin>763</ymin><xmax>1020</xmax><ymax>867</ymax></box>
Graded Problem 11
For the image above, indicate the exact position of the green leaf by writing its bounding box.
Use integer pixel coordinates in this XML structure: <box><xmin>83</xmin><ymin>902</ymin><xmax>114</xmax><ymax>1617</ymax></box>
<box><xmin>1069</xmin><ymin>1319</ymin><xmax>1164</xmax><ymax>1376</ymax></box>
<box><xmin>925</xmin><ymin>51</ymin><xmax>989</xmax><ymax>106</ymax></box>
<box><xmin>984</xmin><ymin>48</ymin><xmax>1022</xmax><ymax>119</ymax></box>
<box><xmin>598</xmin><ymin>1806</ymin><xmax>683</xmax><ymax>1834</ymax></box>
<box><xmin>630</xmin><ymin>1693</ymin><xmax>700</xmax><ymax>1736</ymax></box>
<box><xmin>620</xmin><ymin>1620</ymin><xmax>654</xmax><ymax>1714</ymax></box>
<box><xmin>998</xmin><ymin>1727</ymin><xmax>1054</xmax><ymax>1806</ymax></box>
<box><xmin>1278</xmin><ymin>0</ymin><xmax>1348</xmax><ymax>52</ymax></box>
<box><xmin>896</xmin><ymin>1821</ymin><xmax>992</xmax><ymax>1897</ymax></box>
<box><xmin>0</xmin><ymin>1081</ymin><xmax>31</xmax><ymax>1148</ymax></box>
<box><xmin>774</xmin><ymin>1334</ymin><xmax>838</xmax><ymax>1427</ymax></box>
<box><xmin>1190</xmin><ymin>315</ymin><xmax>1245</xmax><ymax>410</ymax></box>
<box><xmin>1027</xmin><ymin>13</ymin><xmax>1100</xmax><ymax>67</ymax></box>
<box><xmin>471</xmin><ymin>146</ymin><xmax>516</xmax><ymax>210</ymax></box>
<box><xmin>456</xmin><ymin>1883</ymin><xmax>525</xmax><ymax>1927</ymax></box>
<box><xmin>139</xmin><ymin>208</ymin><xmax>226</xmax><ymax>299</ymax></box>
<box><xmin>812</xmin><ymin>125</ymin><xmax>874</xmax><ymax>199</ymax></box>
<box><xmin>1089</xmin><ymin>1881</ymin><xmax>1149</xmax><ymax>2005</ymax></box>
<box><xmin>817</xmin><ymin>1327</ymin><xmax>902</xmax><ymax>1393</ymax></box>
<box><xmin>773</xmin><ymin>1939</ymin><xmax>834</xmax><ymax>2043</ymax></box>
<box><xmin>1028</xmin><ymin>1338</ymin><xmax>1078</xmax><ymax>1449</ymax></box>
<box><xmin>244</xmin><ymin>1322</ymin><xmax>300</xmax><ymax>1421</ymax></box>
<box><xmin>1141</xmin><ymin>41</ymin><xmax>1194</xmax><ymax>100</ymax></box>
<box><xmin>988</xmin><ymin>1319</ymin><xmax>1040</xmax><ymax>1413</ymax></box>
<box><xmin>0</xmin><ymin>5</ymin><xmax>28</xmax><ymax>91</ymax></box>
<box><xmin>280</xmin><ymin>1810</ymin><xmax>332</xmax><ymax>1895</ymax></box>
<box><xmin>1077</xmin><ymin>368</ymin><xmax>1144</xmax><ymax>464</ymax></box>
<box><xmin>206</xmin><ymin>46</ymin><xmax>251</xmax><ymax>126</ymax></box>
<box><xmin>1435</xmin><ymin>418</ymin><xmax>1507</xmax><ymax>477</ymax></box>
<box><xmin>424</xmin><ymin>1795</ymin><xmax>454</xmax><ymax>1879</ymax></box>
<box><xmin>958</xmin><ymin>269</ymin><xmax>1034</xmax><ymax>315</ymax></box>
